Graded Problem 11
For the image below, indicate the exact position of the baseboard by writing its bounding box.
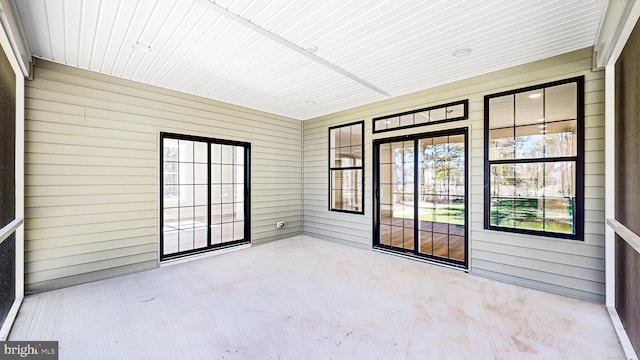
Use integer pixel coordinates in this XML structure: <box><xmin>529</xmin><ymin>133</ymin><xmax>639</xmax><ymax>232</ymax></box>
<box><xmin>608</xmin><ymin>306</ymin><xmax>639</xmax><ymax>360</ymax></box>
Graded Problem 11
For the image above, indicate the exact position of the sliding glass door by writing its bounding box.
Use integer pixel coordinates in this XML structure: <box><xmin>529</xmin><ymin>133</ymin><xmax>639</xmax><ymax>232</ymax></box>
<box><xmin>160</xmin><ymin>133</ymin><xmax>250</xmax><ymax>260</ymax></box>
<box><xmin>374</xmin><ymin>128</ymin><xmax>468</xmax><ymax>268</ymax></box>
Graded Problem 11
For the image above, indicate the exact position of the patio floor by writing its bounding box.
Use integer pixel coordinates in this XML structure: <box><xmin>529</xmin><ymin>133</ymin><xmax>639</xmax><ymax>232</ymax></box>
<box><xmin>9</xmin><ymin>235</ymin><xmax>624</xmax><ymax>359</ymax></box>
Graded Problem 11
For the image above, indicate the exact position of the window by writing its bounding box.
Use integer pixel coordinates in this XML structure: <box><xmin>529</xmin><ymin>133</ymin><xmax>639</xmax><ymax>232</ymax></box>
<box><xmin>484</xmin><ymin>76</ymin><xmax>584</xmax><ymax>239</ymax></box>
<box><xmin>161</xmin><ymin>133</ymin><xmax>250</xmax><ymax>260</ymax></box>
<box><xmin>373</xmin><ymin>100</ymin><xmax>468</xmax><ymax>133</ymax></box>
<box><xmin>329</xmin><ymin>121</ymin><xmax>364</xmax><ymax>213</ymax></box>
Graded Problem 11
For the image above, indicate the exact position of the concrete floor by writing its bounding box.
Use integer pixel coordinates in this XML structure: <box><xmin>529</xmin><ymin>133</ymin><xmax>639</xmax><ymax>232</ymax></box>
<box><xmin>10</xmin><ymin>235</ymin><xmax>624</xmax><ymax>359</ymax></box>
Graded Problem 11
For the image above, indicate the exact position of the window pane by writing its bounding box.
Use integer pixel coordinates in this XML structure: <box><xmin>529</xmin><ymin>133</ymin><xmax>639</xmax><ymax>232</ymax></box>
<box><xmin>211</xmin><ymin>144</ymin><xmax>222</xmax><ymax>163</ymax></box>
<box><xmin>380</xmin><ymin>143</ymin><xmax>391</xmax><ymax>163</ymax></box>
<box><xmin>515</xmin><ymin>90</ymin><xmax>544</xmax><ymax>126</ymax></box>
<box><xmin>380</xmin><ymin>164</ymin><xmax>392</xmax><ymax>184</ymax></box>
<box><xmin>222</xmin><ymin>145</ymin><xmax>233</xmax><ymax>164</ymax></box>
<box><xmin>222</xmin><ymin>164</ymin><xmax>233</xmax><ymax>183</ymax></box>
<box><xmin>414</xmin><ymin>111</ymin><xmax>430</xmax><ymax>124</ymax></box>
<box><xmin>194</xmin><ymin>164</ymin><xmax>207</xmax><ymax>184</ymax></box>
<box><xmin>446</xmin><ymin>104</ymin><xmax>464</xmax><ymax>119</ymax></box>
<box><xmin>194</xmin><ymin>206</ymin><xmax>207</xmax><ymax>225</ymax></box>
<box><xmin>235</xmin><ymin>146</ymin><xmax>244</xmax><ymax>165</ymax></box>
<box><xmin>211</xmin><ymin>184</ymin><xmax>221</xmax><ymax>203</ymax></box>
<box><xmin>164</xmin><ymin>139</ymin><xmax>178</xmax><ymax>161</ymax></box>
<box><xmin>211</xmin><ymin>204</ymin><xmax>222</xmax><ymax>224</ymax></box>
<box><xmin>545</xmin><ymin>83</ymin><xmax>577</xmax><ymax>122</ymax></box>
<box><xmin>179</xmin><ymin>185</ymin><xmax>194</xmax><ymax>207</ymax></box>
<box><xmin>179</xmin><ymin>163</ymin><xmax>193</xmax><ymax>184</ymax></box>
<box><xmin>235</xmin><ymin>203</ymin><xmax>244</xmax><ymax>220</ymax></box>
<box><xmin>340</xmin><ymin>126</ymin><xmax>351</xmax><ymax>147</ymax></box>
<box><xmin>179</xmin><ymin>207</ymin><xmax>194</xmax><ymax>229</ymax></box>
<box><xmin>515</xmin><ymin>124</ymin><xmax>545</xmax><ymax>159</ymax></box>
<box><xmin>211</xmin><ymin>224</ymin><xmax>222</xmax><ymax>244</ymax></box>
<box><xmin>179</xmin><ymin>229</ymin><xmax>194</xmax><ymax>252</ymax></box>
<box><xmin>222</xmin><ymin>223</ymin><xmax>233</xmax><ymax>242</ymax></box>
<box><xmin>379</xmin><ymin>224</ymin><xmax>391</xmax><ymax>246</ymax></box>
<box><xmin>222</xmin><ymin>203</ymin><xmax>234</xmax><ymax>222</ymax></box>
<box><xmin>544</xmin><ymin>120</ymin><xmax>577</xmax><ymax>157</ymax></box>
<box><xmin>386</xmin><ymin>116</ymin><xmax>400</xmax><ymax>128</ymax></box>
<box><xmin>350</xmin><ymin>124</ymin><xmax>362</xmax><ymax>146</ymax></box>
<box><xmin>489</xmin><ymin>95</ymin><xmax>514</xmax><ymax>129</ymax></box>
<box><xmin>330</xmin><ymin>128</ymin><xmax>340</xmax><ymax>148</ymax></box>
<box><xmin>545</xmin><ymin>162</ymin><xmax>575</xmax><ymax>198</ymax></box>
<box><xmin>194</xmin><ymin>185</ymin><xmax>207</xmax><ymax>206</ymax></box>
<box><xmin>351</xmin><ymin>146</ymin><xmax>362</xmax><ymax>166</ymax></box>
<box><xmin>234</xmin><ymin>185</ymin><xmax>244</xmax><ymax>202</ymax></box>
<box><xmin>211</xmin><ymin>164</ymin><xmax>221</xmax><ymax>183</ymax></box>
<box><xmin>400</xmin><ymin>114</ymin><xmax>413</xmax><ymax>127</ymax></box>
<box><xmin>178</xmin><ymin>140</ymin><xmax>193</xmax><ymax>162</ymax></box>
<box><xmin>163</xmin><ymin>208</ymin><xmax>178</xmax><ymax>231</ymax></box>
<box><xmin>221</xmin><ymin>185</ymin><xmax>233</xmax><ymax>203</ymax></box>
<box><xmin>331</xmin><ymin>169</ymin><xmax>362</xmax><ymax>212</ymax></box>
<box><xmin>489</xmin><ymin>164</ymin><xmax>515</xmax><ymax>198</ymax></box>
<box><xmin>430</xmin><ymin>107</ymin><xmax>446</xmax><ymax>121</ymax></box>
<box><xmin>163</xmin><ymin>231</ymin><xmax>178</xmax><ymax>254</ymax></box>
<box><xmin>234</xmin><ymin>221</ymin><xmax>244</xmax><ymax>241</ymax></box>
<box><xmin>194</xmin><ymin>142</ymin><xmax>207</xmax><ymax>163</ymax></box>
<box><xmin>489</xmin><ymin>161</ymin><xmax>575</xmax><ymax>234</ymax></box>
<box><xmin>235</xmin><ymin>165</ymin><xmax>244</xmax><ymax>184</ymax></box>
<box><xmin>375</xmin><ymin>119</ymin><xmax>387</xmax><ymax>131</ymax></box>
<box><xmin>195</xmin><ymin>227</ymin><xmax>207</xmax><ymax>248</ymax></box>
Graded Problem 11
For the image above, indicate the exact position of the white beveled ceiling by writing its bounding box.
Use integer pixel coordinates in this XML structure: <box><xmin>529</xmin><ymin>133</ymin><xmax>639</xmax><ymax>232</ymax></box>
<box><xmin>16</xmin><ymin>0</ymin><xmax>607</xmax><ymax>120</ymax></box>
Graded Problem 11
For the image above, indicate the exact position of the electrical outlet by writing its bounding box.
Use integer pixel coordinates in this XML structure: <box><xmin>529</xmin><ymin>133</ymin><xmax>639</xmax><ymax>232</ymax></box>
<box><xmin>276</xmin><ymin>221</ymin><xmax>285</xmax><ymax>229</ymax></box>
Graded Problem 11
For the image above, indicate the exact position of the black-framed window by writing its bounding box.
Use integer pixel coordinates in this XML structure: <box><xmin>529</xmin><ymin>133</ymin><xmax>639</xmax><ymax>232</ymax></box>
<box><xmin>373</xmin><ymin>100</ymin><xmax>468</xmax><ymax>133</ymax></box>
<box><xmin>160</xmin><ymin>132</ymin><xmax>251</xmax><ymax>260</ymax></box>
<box><xmin>484</xmin><ymin>76</ymin><xmax>584</xmax><ymax>240</ymax></box>
<box><xmin>329</xmin><ymin>121</ymin><xmax>364</xmax><ymax>214</ymax></box>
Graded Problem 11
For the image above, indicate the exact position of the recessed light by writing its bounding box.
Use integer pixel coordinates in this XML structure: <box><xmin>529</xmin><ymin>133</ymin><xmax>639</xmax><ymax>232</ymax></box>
<box><xmin>305</xmin><ymin>45</ymin><xmax>318</xmax><ymax>54</ymax></box>
<box><xmin>452</xmin><ymin>48</ymin><xmax>472</xmax><ymax>57</ymax></box>
<box><xmin>536</xmin><ymin>118</ymin><xmax>545</xmax><ymax>122</ymax></box>
<box><xmin>305</xmin><ymin>100</ymin><xmax>316</xmax><ymax>105</ymax></box>
<box><xmin>529</xmin><ymin>93</ymin><xmax>542</xmax><ymax>99</ymax></box>
<box><xmin>132</xmin><ymin>41</ymin><xmax>152</xmax><ymax>53</ymax></box>
<box><xmin>538</xmin><ymin>125</ymin><xmax>546</xmax><ymax>128</ymax></box>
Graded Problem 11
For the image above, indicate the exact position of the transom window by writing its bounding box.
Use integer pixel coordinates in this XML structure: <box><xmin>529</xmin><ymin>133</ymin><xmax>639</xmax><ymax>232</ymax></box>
<box><xmin>484</xmin><ymin>76</ymin><xmax>584</xmax><ymax>239</ymax></box>
<box><xmin>373</xmin><ymin>100</ymin><xmax>468</xmax><ymax>133</ymax></box>
<box><xmin>329</xmin><ymin>121</ymin><xmax>364</xmax><ymax>214</ymax></box>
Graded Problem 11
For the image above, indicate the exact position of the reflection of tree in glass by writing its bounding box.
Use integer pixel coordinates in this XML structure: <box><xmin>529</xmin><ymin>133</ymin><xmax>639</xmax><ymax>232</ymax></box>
<box><xmin>489</xmin><ymin>128</ymin><xmax>575</xmax><ymax>232</ymax></box>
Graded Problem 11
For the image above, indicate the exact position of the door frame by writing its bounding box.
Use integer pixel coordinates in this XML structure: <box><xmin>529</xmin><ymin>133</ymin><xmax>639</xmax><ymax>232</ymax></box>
<box><xmin>159</xmin><ymin>132</ymin><xmax>251</xmax><ymax>261</ymax></box>
<box><xmin>372</xmin><ymin>127</ymin><xmax>469</xmax><ymax>269</ymax></box>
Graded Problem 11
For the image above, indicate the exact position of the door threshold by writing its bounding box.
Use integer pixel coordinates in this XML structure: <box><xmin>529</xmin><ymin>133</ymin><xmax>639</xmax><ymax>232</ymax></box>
<box><xmin>372</xmin><ymin>247</ymin><xmax>468</xmax><ymax>273</ymax></box>
<box><xmin>161</xmin><ymin>243</ymin><xmax>251</xmax><ymax>267</ymax></box>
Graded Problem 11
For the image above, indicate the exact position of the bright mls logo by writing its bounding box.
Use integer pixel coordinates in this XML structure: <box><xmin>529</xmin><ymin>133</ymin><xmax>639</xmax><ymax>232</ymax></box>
<box><xmin>0</xmin><ymin>342</ymin><xmax>57</xmax><ymax>359</ymax></box>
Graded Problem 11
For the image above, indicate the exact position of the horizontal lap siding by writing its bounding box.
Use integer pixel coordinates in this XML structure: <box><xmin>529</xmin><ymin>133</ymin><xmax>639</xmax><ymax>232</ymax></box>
<box><xmin>25</xmin><ymin>60</ymin><xmax>302</xmax><ymax>293</ymax></box>
<box><xmin>303</xmin><ymin>47</ymin><xmax>606</xmax><ymax>302</ymax></box>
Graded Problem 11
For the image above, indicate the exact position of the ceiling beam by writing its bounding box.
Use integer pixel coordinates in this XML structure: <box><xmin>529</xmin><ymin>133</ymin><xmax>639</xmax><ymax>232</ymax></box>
<box><xmin>199</xmin><ymin>0</ymin><xmax>391</xmax><ymax>98</ymax></box>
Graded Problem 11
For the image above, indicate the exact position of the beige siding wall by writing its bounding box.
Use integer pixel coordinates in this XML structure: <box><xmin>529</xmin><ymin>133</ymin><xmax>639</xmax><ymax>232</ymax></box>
<box><xmin>25</xmin><ymin>60</ymin><xmax>302</xmax><ymax>293</ymax></box>
<box><xmin>303</xmin><ymin>47</ymin><xmax>606</xmax><ymax>302</ymax></box>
